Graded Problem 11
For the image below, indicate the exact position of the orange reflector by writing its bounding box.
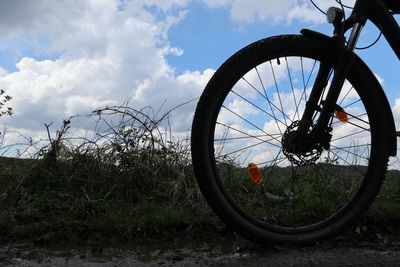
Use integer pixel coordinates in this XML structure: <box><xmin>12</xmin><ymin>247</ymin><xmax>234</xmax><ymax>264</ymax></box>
<box><xmin>335</xmin><ymin>109</ymin><xmax>348</xmax><ymax>123</ymax></box>
<box><xmin>247</xmin><ymin>163</ymin><xmax>263</xmax><ymax>184</ymax></box>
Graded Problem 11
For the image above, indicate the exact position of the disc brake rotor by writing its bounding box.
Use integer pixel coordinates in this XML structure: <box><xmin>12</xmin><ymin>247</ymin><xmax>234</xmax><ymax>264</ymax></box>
<box><xmin>281</xmin><ymin>121</ymin><xmax>323</xmax><ymax>166</ymax></box>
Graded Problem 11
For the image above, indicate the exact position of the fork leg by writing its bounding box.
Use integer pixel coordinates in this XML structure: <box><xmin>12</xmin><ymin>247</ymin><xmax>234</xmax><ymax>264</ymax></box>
<box><xmin>297</xmin><ymin>62</ymin><xmax>331</xmax><ymax>133</ymax></box>
<box><xmin>311</xmin><ymin>23</ymin><xmax>364</xmax><ymax>138</ymax></box>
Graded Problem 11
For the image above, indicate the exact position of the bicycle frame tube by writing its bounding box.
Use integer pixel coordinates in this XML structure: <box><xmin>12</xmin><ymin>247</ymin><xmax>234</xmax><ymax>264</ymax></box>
<box><xmin>358</xmin><ymin>0</ymin><xmax>400</xmax><ymax>60</ymax></box>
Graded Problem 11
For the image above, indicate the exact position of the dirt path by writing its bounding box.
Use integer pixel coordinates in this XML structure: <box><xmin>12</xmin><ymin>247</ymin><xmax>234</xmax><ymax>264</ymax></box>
<box><xmin>2</xmin><ymin>237</ymin><xmax>400</xmax><ymax>266</ymax></box>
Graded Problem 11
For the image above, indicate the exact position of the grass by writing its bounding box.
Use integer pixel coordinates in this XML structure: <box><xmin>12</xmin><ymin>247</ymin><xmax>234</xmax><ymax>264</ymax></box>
<box><xmin>0</xmin><ymin>153</ymin><xmax>220</xmax><ymax>243</ymax></box>
<box><xmin>0</xmin><ymin>103</ymin><xmax>400</xmax><ymax>244</ymax></box>
<box><xmin>366</xmin><ymin>170</ymin><xmax>400</xmax><ymax>228</ymax></box>
<box><xmin>0</xmin><ymin>104</ymin><xmax>221</xmax><ymax>244</ymax></box>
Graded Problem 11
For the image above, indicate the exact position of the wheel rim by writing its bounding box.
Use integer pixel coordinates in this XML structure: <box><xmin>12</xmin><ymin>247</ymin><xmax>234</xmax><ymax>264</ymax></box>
<box><xmin>212</xmin><ymin>55</ymin><xmax>373</xmax><ymax>232</ymax></box>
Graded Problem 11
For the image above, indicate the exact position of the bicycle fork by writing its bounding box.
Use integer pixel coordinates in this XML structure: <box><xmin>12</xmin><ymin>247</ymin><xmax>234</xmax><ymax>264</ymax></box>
<box><xmin>297</xmin><ymin>23</ymin><xmax>365</xmax><ymax>150</ymax></box>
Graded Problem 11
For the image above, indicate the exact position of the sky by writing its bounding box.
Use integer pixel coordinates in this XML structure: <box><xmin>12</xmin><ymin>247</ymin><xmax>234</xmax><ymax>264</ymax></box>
<box><xmin>0</xmin><ymin>0</ymin><xmax>400</xmax><ymax>154</ymax></box>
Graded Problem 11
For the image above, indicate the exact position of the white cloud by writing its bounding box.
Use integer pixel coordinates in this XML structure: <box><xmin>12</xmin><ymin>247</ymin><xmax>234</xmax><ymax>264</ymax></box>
<box><xmin>287</xmin><ymin>3</ymin><xmax>325</xmax><ymax>24</ymax></box>
<box><xmin>202</xmin><ymin>0</ymin><xmax>355</xmax><ymax>24</ymax></box>
<box><xmin>392</xmin><ymin>98</ymin><xmax>400</xmax><ymax>126</ymax></box>
<box><xmin>0</xmin><ymin>0</ymin><xmax>362</xmax><ymax>155</ymax></box>
<box><xmin>202</xmin><ymin>0</ymin><xmax>233</xmax><ymax>8</ymax></box>
<box><xmin>0</xmin><ymin>0</ymin><xmax>210</xmax><ymax>149</ymax></box>
<box><xmin>230</xmin><ymin>0</ymin><xmax>297</xmax><ymax>23</ymax></box>
<box><xmin>0</xmin><ymin>0</ymin><xmax>87</xmax><ymax>36</ymax></box>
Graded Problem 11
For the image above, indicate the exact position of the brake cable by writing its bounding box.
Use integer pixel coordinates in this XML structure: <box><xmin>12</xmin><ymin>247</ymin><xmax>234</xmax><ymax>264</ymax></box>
<box><xmin>309</xmin><ymin>0</ymin><xmax>383</xmax><ymax>50</ymax></box>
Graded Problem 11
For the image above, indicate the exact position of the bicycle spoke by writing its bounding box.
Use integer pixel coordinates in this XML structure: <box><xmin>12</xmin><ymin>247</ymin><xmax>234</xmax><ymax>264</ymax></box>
<box><xmin>231</xmin><ymin>89</ymin><xmax>287</xmax><ymax>128</ymax></box>
<box><xmin>241</xmin><ymin>77</ymin><xmax>291</xmax><ymax>124</ymax></box>
<box><xmin>304</xmin><ymin>60</ymin><xmax>318</xmax><ymax>97</ymax></box>
<box><xmin>217</xmin><ymin>139</ymin><xmax>278</xmax><ymax>160</ymax></box>
<box><xmin>311</xmin><ymin>164</ymin><xmax>355</xmax><ymax>211</ymax></box>
<box><xmin>298</xmin><ymin>58</ymin><xmax>317</xmax><ymax>109</ymax></box>
<box><xmin>301</xmin><ymin>57</ymin><xmax>306</xmax><ymax>97</ymax></box>
<box><xmin>331</xmin><ymin>129</ymin><xmax>366</xmax><ymax>142</ymax></box>
<box><xmin>330</xmin><ymin>144</ymin><xmax>370</xmax><ymax>162</ymax></box>
<box><xmin>332</xmin><ymin>112</ymin><xmax>367</xmax><ymax>126</ymax></box>
<box><xmin>269</xmin><ymin>61</ymin><xmax>290</xmax><ymax>125</ymax></box>
<box><xmin>338</xmin><ymin>85</ymin><xmax>355</xmax><ymax>105</ymax></box>
<box><xmin>210</xmin><ymin>54</ymin><xmax>375</xmax><ymax>232</ymax></box>
<box><xmin>326</xmin><ymin>149</ymin><xmax>368</xmax><ymax>176</ymax></box>
<box><xmin>343</xmin><ymin>99</ymin><xmax>362</xmax><ymax>109</ymax></box>
<box><xmin>215</xmin><ymin>156</ymin><xmax>288</xmax><ymax>178</ymax></box>
<box><xmin>215</xmin><ymin>122</ymin><xmax>281</xmax><ymax>145</ymax></box>
<box><xmin>330</xmin><ymin>143</ymin><xmax>371</xmax><ymax>150</ymax></box>
<box><xmin>215</xmin><ymin>133</ymin><xmax>280</xmax><ymax>142</ymax></box>
<box><xmin>221</xmin><ymin>105</ymin><xmax>282</xmax><ymax>145</ymax></box>
<box><xmin>285</xmin><ymin>57</ymin><xmax>300</xmax><ymax>121</ymax></box>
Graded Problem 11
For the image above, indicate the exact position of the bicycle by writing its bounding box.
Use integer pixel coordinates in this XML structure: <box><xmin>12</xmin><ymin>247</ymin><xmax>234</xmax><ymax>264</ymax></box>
<box><xmin>191</xmin><ymin>0</ymin><xmax>400</xmax><ymax>244</ymax></box>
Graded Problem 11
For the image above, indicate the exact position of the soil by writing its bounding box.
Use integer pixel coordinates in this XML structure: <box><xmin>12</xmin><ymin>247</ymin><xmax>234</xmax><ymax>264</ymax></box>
<box><xmin>2</xmin><ymin>234</ymin><xmax>400</xmax><ymax>266</ymax></box>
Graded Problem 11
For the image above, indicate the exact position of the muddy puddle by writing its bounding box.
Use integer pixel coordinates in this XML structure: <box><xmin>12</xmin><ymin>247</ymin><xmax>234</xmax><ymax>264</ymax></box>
<box><xmin>2</xmin><ymin>237</ymin><xmax>400</xmax><ymax>266</ymax></box>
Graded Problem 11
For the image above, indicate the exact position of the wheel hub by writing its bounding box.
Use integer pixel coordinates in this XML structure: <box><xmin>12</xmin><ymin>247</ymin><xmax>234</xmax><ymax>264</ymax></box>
<box><xmin>281</xmin><ymin>121</ymin><xmax>323</xmax><ymax>166</ymax></box>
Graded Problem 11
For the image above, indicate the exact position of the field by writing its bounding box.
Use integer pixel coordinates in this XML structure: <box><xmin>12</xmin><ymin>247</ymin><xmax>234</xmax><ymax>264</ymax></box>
<box><xmin>0</xmin><ymin>104</ymin><xmax>399</xmax><ymax>245</ymax></box>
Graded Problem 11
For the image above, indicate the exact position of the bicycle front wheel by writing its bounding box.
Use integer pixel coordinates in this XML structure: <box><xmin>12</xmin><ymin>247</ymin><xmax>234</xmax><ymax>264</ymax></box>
<box><xmin>191</xmin><ymin>35</ymin><xmax>390</xmax><ymax>244</ymax></box>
